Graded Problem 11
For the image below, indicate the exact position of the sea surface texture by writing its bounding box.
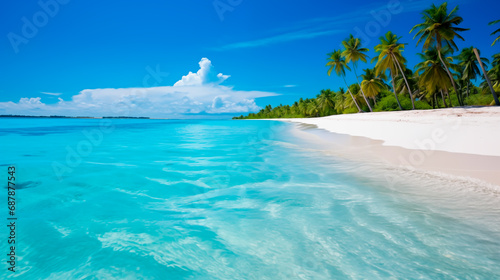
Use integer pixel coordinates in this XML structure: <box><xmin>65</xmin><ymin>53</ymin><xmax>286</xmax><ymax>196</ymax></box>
<box><xmin>1</xmin><ymin>118</ymin><xmax>500</xmax><ymax>279</ymax></box>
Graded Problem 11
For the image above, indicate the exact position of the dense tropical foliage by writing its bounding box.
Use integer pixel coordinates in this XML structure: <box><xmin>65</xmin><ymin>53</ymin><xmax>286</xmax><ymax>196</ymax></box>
<box><xmin>234</xmin><ymin>2</ymin><xmax>499</xmax><ymax>120</ymax></box>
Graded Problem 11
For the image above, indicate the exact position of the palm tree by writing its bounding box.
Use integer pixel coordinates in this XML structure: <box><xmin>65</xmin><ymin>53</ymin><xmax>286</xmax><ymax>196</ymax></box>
<box><xmin>488</xmin><ymin>54</ymin><xmax>500</xmax><ymax>91</ymax></box>
<box><xmin>341</xmin><ymin>35</ymin><xmax>373</xmax><ymax>112</ymax></box>
<box><xmin>415</xmin><ymin>47</ymin><xmax>454</xmax><ymax>107</ymax></box>
<box><xmin>395</xmin><ymin>68</ymin><xmax>421</xmax><ymax>101</ymax></box>
<box><xmin>474</xmin><ymin>49</ymin><xmax>500</xmax><ymax>105</ymax></box>
<box><xmin>290</xmin><ymin>102</ymin><xmax>299</xmax><ymax>116</ymax></box>
<box><xmin>327</xmin><ymin>49</ymin><xmax>363</xmax><ymax>112</ymax></box>
<box><xmin>456</xmin><ymin>47</ymin><xmax>489</xmax><ymax>99</ymax></box>
<box><xmin>360</xmin><ymin>68</ymin><xmax>386</xmax><ymax>105</ymax></box>
<box><xmin>334</xmin><ymin>88</ymin><xmax>347</xmax><ymax>113</ymax></box>
<box><xmin>345</xmin><ymin>84</ymin><xmax>366</xmax><ymax>110</ymax></box>
<box><xmin>316</xmin><ymin>89</ymin><xmax>335</xmax><ymax>115</ymax></box>
<box><xmin>372</xmin><ymin>31</ymin><xmax>415</xmax><ymax>110</ymax></box>
<box><xmin>483</xmin><ymin>58</ymin><xmax>500</xmax><ymax>95</ymax></box>
<box><xmin>489</xmin><ymin>20</ymin><xmax>500</xmax><ymax>46</ymax></box>
<box><xmin>298</xmin><ymin>99</ymin><xmax>308</xmax><ymax>116</ymax></box>
<box><xmin>306</xmin><ymin>100</ymin><xmax>320</xmax><ymax>117</ymax></box>
<box><xmin>410</xmin><ymin>2</ymin><xmax>469</xmax><ymax>104</ymax></box>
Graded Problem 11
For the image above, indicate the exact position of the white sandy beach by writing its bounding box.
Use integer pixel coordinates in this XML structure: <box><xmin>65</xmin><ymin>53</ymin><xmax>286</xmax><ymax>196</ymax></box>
<box><xmin>273</xmin><ymin>106</ymin><xmax>500</xmax><ymax>186</ymax></box>
<box><xmin>280</xmin><ymin>106</ymin><xmax>500</xmax><ymax>157</ymax></box>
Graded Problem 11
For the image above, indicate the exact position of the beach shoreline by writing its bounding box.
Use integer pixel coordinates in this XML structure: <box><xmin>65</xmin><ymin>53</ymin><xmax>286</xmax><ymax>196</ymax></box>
<box><xmin>265</xmin><ymin>106</ymin><xmax>500</xmax><ymax>187</ymax></box>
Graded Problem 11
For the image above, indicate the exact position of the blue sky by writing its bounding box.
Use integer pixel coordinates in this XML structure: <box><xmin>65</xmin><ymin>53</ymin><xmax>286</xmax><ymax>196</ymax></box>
<box><xmin>1</xmin><ymin>0</ymin><xmax>499</xmax><ymax>117</ymax></box>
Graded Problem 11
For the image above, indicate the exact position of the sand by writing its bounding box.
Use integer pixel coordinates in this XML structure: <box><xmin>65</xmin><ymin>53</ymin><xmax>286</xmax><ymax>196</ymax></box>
<box><xmin>270</xmin><ymin>106</ymin><xmax>500</xmax><ymax>186</ymax></box>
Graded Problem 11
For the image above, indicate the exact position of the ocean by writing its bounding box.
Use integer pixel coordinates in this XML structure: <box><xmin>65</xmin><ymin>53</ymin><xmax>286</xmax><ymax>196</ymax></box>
<box><xmin>1</xmin><ymin>118</ymin><xmax>500</xmax><ymax>279</ymax></box>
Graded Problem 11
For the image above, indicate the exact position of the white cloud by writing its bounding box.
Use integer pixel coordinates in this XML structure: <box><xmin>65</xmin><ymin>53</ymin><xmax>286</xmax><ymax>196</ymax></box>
<box><xmin>19</xmin><ymin>97</ymin><xmax>44</xmax><ymax>107</ymax></box>
<box><xmin>174</xmin><ymin>58</ymin><xmax>230</xmax><ymax>86</ymax></box>
<box><xmin>41</xmin><ymin>92</ymin><xmax>63</xmax><ymax>96</ymax></box>
<box><xmin>217</xmin><ymin>30</ymin><xmax>341</xmax><ymax>50</ymax></box>
<box><xmin>0</xmin><ymin>58</ymin><xmax>277</xmax><ymax>118</ymax></box>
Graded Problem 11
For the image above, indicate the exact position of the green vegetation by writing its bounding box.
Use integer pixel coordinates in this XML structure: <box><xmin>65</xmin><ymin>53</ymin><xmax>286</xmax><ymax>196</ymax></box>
<box><xmin>234</xmin><ymin>2</ymin><xmax>499</xmax><ymax>120</ymax></box>
<box><xmin>490</xmin><ymin>20</ymin><xmax>500</xmax><ymax>46</ymax></box>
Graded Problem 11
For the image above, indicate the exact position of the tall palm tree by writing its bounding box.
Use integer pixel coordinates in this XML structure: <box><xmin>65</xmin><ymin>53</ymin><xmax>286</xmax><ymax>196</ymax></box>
<box><xmin>341</xmin><ymin>35</ymin><xmax>373</xmax><ymax>112</ymax></box>
<box><xmin>360</xmin><ymin>68</ymin><xmax>386</xmax><ymax>105</ymax></box>
<box><xmin>415</xmin><ymin>47</ymin><xmax>454</xmax><ymax>107</ymax></box>
<box><xmin>489</xmin><ymin>20</ymin><xmax>500</xmax><ymax>46</ymax></box>
<box><xmin>475</xmin><ymin>49</ymin><xmax>500</xmax><ymax>105</ymax></box>
<box><xmin>372</xmin><ymin>31</ymin><xmax>414</xmax><ymax>110</ymax></box>
<box><xmin>410</xmin><ymin>2</ymin><xmax>469</xmax><ymax>104</ymax></box>
<box><xmin>327</xmin><ymin>49</ymin><xmax>363</xmax><ymax>112</ymax></box>
<box><xmin>456</xmin><ymin>47</ymin><xmax>489</xmax><ymax>99</ymax></box>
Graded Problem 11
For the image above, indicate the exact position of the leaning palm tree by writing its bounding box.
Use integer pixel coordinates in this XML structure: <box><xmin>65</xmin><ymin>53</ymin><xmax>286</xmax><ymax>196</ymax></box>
<box><xmin>341</xmin><ymin>35</ymin><xmax>373</xmax><ymax>112</ymax></box>
<box><xmin>410</xmin><ymin>2</ymin><xmax>469</xmax><ymax>104</ymax></box>
<box><xmin>415</xmin><ymin>47</ymin><xmax>453</xmax><ymax>107</ymax></box>
<box><xmin>327</xmin><ymin>50</ymin><xmax>363</xmax><ymax>112</ymax></box>
<box><xmin>489</xmin><ymin>20</ymin><xmax>500</xmax><ymax>46</ymax></box>
<box><xmin>475</xmin><ymin>49</ymin><xmax>500</xmax><ymax>105</ymax></box>
<box><xmin>372</xmin><ymin>31</ymin><xmax>415</xmax><ymax>110</ymax></box>
<box><xmin>456</xmin><ymin>47</ymin><xmax>489</xmax><ymax>99</ymax></box>
<box><xmin>360</xmin><ymin>68</ymin><xmax>386</xmax><ymax>105</ymax></box>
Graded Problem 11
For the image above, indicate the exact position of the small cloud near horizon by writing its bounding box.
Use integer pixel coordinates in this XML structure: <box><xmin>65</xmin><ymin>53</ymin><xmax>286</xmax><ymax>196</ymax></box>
<box><xmin>283</xmin><ymin>85</ymin><xmax>297</xmax><ymax>88</ymax></box>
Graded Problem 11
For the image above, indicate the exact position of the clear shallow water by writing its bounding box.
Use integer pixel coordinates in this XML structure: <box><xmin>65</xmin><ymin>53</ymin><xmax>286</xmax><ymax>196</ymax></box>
<box><xmin>1</xmin><ymin>118</ymin><xmax>500</xmax><ymax>279</ymax></box>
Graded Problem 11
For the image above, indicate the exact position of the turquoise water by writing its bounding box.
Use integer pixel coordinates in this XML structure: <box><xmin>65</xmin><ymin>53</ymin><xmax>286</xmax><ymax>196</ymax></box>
<box><xmin>1</xmin><ymin>118</ymin><xmax>500</xmax><ymax>279</ymax></box>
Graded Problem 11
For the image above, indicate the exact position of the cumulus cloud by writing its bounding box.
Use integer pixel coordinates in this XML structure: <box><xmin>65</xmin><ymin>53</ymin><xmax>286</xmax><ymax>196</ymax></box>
<box><xmin>174</xmin><ymin>58</ymin><xmax>230</xmax><ymax>86</ymax></box>
<box><xmin>0</xmin><ymin>58</ymin><xmax>277</xmax><ymax>118</ymax></box>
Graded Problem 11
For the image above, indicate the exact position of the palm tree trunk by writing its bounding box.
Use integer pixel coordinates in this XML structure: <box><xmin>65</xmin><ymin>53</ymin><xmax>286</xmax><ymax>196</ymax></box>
<box><xmin>474</xmin><ymin>48</ymin><xmax>500</xmax><ymax>105</ymax></box>
<box><xmin>440</xmin><ymin>90</ymin><xmax>448</xmax><ymax>108</ymax></box>
<box><xmin>391</xmin><ymin>53</ymin><xmax>415</xmax><ymax>109</ymax></box>
<box><xmin>390</xmin><ymin>70</ymin><xmax>403</xmax><ymax>110</ymax></box>
<box><xmin>432</xmin><ymin>93</ymin><xmax>436</xmax><ymax>109</ymax></box>
<box><xmin>343</xmin><ymin>76</ymin><xmax>363</xmax><ymax>112</ymax></box>
<box><xmin>437</xmin><ymin>49</ymin><xmax>460</xmax><ymax>106</ymax></box>
<box><xmin>351</xmin><ymin>64</ymin><xmax>373</xmax><ymax>112</ymax></box>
